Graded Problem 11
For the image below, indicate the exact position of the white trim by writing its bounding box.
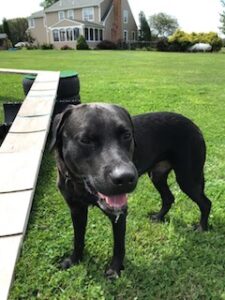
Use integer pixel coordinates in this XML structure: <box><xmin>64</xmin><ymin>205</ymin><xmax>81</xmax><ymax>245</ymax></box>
<box><xmin>52</xmin><ymin>26</ymin><xmax>82</xmax><ymax>42</ymax></box>
<box><xmin>98</xmin><ymin>4</ymin><xmax>101</xmax><ymax>22</ymax></box>
<box><xmin>84</xmin><ymin>27</ymin><xmax>103</xmax><ymax>42</ymax></box>
<box><xmin>103</xmin><ymin>4</ymin><xmax>113</xmax><ymax>26</ymax></box>
<box><xmin>49</xmin><ymin>18</ymin><xmax>84</xmax><ymax>28</ymax></box>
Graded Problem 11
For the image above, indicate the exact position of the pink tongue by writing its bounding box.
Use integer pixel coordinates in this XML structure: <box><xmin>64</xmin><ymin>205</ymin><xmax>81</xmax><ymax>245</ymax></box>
<box><xmin>98</xmin><ymin>193</ymin><xmax>127</xmax><ymax>208</ymax></box>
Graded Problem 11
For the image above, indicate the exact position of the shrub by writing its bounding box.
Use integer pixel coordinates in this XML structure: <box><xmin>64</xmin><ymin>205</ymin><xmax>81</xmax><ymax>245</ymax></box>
<box><xmin>76</xmin><ymin>36</ymin><xmax>89</xmax><ymax>50</ymax></box>
<box><xmin>168</xmin><ymin>30</ymin><xmax>192</xmax><ymax>51</ymax></box>
<box><xmin>61</xmin><ymin>45</ymin><xmax>73</xmax><ymax>50</ymax></box>
<box><xmin>97</xmin><ymin>40</ymin><xmax>117</xmax><ymax>50</ymax></box>
<box><xmin>167</xmin><ymin>30</ymin><xmax>223</xmax><ymax>52</ymax></box>
<box><xmin>2</xmin><ymin>38</ymin><xmax>12</xmax><ymax>49</ymax></box>
<box><xmin>156</xmin><ymin>38</ymin><xmax>169</xmax><ymax>51</ymax></box>
<box><xmin>41</xmin><ymin>43</ymin><xmax>54</xmax><ymax>50</ymax></box>
<box><xmin>26</xmin><ymin>44</ymin><xmax>39</xmax><ymax>50</ymax></box>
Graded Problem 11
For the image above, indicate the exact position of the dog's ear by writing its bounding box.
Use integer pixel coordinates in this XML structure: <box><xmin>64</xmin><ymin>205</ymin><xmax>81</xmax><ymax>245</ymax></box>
<box><xmin>120</xmin><ymin>107</ymin><xmax>137</xmax><ymax>147</ymax></box>
<box><xmin>49</xmin><ymin>105</ymin><xmax>74</xmax><ymax>152</ymax></box>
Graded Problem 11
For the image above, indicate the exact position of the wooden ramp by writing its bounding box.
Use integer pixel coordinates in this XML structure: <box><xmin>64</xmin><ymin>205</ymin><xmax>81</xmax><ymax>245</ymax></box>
<box><xmin>0</xmin><ymin>69</ymin><xmax>60</xmax><ymax>300</ymax></box>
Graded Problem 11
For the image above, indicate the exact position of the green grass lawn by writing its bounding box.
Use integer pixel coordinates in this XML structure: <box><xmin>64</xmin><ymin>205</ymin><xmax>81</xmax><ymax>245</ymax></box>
<box><xmin>1</xmin><ymin>49</ymin><xmax>225</xmax><ymax>300</ymax></box>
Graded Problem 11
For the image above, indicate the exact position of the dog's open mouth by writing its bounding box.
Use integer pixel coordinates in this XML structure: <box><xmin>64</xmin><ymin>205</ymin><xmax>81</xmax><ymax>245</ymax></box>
<box><xmin>97</xmin><ymin>193</ymin><xmax>127</xmax><ymax>214</ymax></box>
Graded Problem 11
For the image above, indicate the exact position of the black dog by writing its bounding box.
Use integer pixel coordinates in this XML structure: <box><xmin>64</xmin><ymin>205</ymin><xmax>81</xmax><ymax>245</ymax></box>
<box><xmin>50</xmin><ymin>103</ymin><xmax>211</xmax><ymax>278</ymax></box>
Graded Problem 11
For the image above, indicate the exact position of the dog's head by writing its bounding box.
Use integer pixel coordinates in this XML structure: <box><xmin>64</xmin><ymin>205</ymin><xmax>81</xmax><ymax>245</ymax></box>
<box><xmin>50</xmin><ymin>103</ymin><xmax>138</xmax><ymax>215</ymax></box>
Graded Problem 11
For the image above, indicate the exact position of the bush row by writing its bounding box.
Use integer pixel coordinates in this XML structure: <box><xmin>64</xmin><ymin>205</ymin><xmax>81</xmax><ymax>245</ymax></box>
<box><xmin>157</xmin><ymin>30</ymin><xmax>223</xmax><ymax>52</ymax></box>
<box><xmin>21</xmin><ymin>31</ymin><xmax>224</xmax><ymax>52</ymax></box>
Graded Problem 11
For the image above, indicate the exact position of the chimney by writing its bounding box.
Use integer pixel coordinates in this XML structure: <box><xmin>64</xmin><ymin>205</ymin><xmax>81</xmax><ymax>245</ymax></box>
<box><xmin>112</xmin><ymin>0</ymin><xmax>122</xmax><ymax>42</ymax></box>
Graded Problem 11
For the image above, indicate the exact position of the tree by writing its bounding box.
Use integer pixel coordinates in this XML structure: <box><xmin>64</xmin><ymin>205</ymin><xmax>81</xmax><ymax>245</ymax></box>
<box><xmin>2</xmin><ymin>18</ymin><xmax>28</xmax><ymax>45</ymax></box>
<box><xmin>40</xmin><ymin>0</ymin><xmax>58</xmax><ymax>8</ymax></box>
<box><xmin>149</xmin><ymin>12</ymin><xmax>179</xmax><ymax>37</ymax></box>
<box><xmin>3</xmin><ymin>18</ymin><xmax>11</xmax><ymax>41</ymax></box>
<box><xmin>138</xmin><ymin>11</ymin><xmax>151</xmax><ymax>41</ymax></box>
<box><xmin>220</xmin><ymin>0</ymin><xmax>225</xmax><ymax>35</ymax></box>
<box><xmin>7</xmin><ymin>18</ymin><xmax>28</xmax><ymax>45</ymax></box>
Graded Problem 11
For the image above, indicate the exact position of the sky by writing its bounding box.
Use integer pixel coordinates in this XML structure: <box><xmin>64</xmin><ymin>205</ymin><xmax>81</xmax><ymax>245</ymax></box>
<box><xmin>0</xmin><ymin>0</ymin><xmax>224</xmax><ymax>36</ymax></box>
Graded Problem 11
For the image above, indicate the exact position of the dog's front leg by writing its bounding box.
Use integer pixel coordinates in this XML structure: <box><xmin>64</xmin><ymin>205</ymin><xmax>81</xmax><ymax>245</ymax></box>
<box><xmin>105</xmin><ymin>211</ymin><xmax>127</xmax><ymax>279</ymax></box>
<box><xmin>61</xmin><ymin>204</ymin><xmax>88</xmax><ymax>269</ymax></box>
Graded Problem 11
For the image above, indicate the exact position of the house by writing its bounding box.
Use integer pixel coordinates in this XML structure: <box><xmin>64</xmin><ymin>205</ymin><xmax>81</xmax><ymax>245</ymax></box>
<box><xmin>27</xmin><ymin>0</ymin><xmax>138</xmax><ymax>49</ymax></box>
<box><xmin>0</xmin><ymin>33</ymin><xmax>8</xmax><ymax>49</ymax></box>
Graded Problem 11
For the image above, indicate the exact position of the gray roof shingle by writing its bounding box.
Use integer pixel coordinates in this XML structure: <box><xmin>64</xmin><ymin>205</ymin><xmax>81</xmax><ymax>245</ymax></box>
<box><xmin>29</xmin><ymin>10</ymin><xmax>44</xmax><ymax>18</ymax></box>
<box><xmin>45</xmin><ymin>0</ymin><xmax>103</xmax><ymax>12</ymax></box>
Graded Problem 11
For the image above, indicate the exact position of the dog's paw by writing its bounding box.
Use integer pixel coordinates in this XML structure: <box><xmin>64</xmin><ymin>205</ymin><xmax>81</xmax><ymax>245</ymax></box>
<box><xmin>192</xmin><ymin>223</ymin><xmax>212</xmax><ymax>232</ymax></box>
<box><xmin>105</xmin><ymin>268</ymin><xmax>120</xmax><ymax>280</ymax></box>
<box><xmin>60</xmin><ymin>255</ymin><xmax>80</xmax><ymax>270</ymax></box>
<box><xmin>148</xmin><ymin>212</ymin><xmax>165</xmax><ymax>223</ymax></box>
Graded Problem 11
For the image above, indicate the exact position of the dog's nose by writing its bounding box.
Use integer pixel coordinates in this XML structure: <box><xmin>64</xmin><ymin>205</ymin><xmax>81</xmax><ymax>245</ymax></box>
<box><xmin>109</xmin><ymin>166</ymin><xmax>137</xmax><ymax>187</ymax></box>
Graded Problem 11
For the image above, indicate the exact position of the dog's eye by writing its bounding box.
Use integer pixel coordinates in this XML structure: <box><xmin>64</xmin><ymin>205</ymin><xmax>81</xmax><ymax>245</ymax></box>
<box><xmin>80</xmin><ymin>137</ymin><xmax>92</xmax><ymax>145</ymax></box>
<box><xmin>122</xmin><ymin>131</ymin><xmax>132</xmax><ymax>140</ymax></box>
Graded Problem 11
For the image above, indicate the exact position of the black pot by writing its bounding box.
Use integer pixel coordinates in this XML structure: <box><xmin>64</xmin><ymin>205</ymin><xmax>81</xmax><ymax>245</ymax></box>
<box><xmin>22</xmin><ymin>70</ymin><xmax>81</xmax><ymax>102</ymax></box>
<box><xmin>3</xmin><ymin>102</ymin><xmax>21</xmax><ymax>124</ymax></box>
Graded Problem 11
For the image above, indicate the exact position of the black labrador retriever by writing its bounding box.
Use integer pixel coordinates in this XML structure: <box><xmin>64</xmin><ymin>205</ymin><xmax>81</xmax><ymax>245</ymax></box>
<box><xmin>50</xmin><ymin>103</ymin><xmax>211</xmax><ymax>278</ymax></box>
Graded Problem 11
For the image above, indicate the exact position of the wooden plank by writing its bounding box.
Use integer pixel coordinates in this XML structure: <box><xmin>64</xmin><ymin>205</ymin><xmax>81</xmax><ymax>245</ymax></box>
<box><xmin>0</xmin><ymin>190</ymin><xmax>33</xmax><ymax>237</ymax></box>
<box><xmin>0</xmin><ymin>131</ymin><xmax>47</xmax><ymax>153</ymax></box>
<box><xmin>9</xmin><ymin>115</ymin><xmax>50</xmax><ymax>133</ymax></box>
<box><xmin>31</xmin><ymin>81</ymin><xmax>59</xmax><ymax>91</ymax></box>
<box><xmin>0</xmin><ymin>68</ymin><xmax>39</xmax><ymax>75</ymax></box>
<box><xmin>0</xmin><ymin>235</ymin><xmax>23</xmax><ymax>300</ymax></box>
<box><xmin>0</xmin><ymin>68</ymin><xmax>52</xmax><ymax>75</ymax></box>
<box><xmin>17</xmin><ymin>97</ymin><xmax>55</xmax><ymax>117</ymax></box>
<box><xmin>0</xmin><ymin>69</ymin><xmax>60</xmax><ymax>299</ymax></box>
<box><xmin>0</xmin><ymin>150</ymin><xmax>42</xmax><ymax>193</ymax></box>
<box><xmin>27</xmin><ymin>90</ymin><xmax>57</xmax><ymax>98</ymax></box>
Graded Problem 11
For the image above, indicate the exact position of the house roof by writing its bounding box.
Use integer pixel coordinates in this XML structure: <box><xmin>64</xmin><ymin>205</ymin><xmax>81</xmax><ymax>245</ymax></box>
<box><xmin>29</xmin><ymin>10</ymin><xmax>44</xmax><ymax>18</ymax></box>
<box><xmin>49</xmin><ymin>18</ymin><xmax>104</xmax><ymax>28</ymax></box>
<box><xmin>45</xmin><ymin>0</ymin><xmax>103</xmax><ymax>12</ymax></box>
<box><xmin>0</xmin><ymin>33</ymin><xmax>7</xmax><ymax>39</ymax></box>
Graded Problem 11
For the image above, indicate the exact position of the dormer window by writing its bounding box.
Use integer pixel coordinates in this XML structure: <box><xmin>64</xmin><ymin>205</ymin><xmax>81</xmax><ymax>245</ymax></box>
<box><xmin>58</xmin><ymin>11</ymin><xmax>65</xmax><ymax>20</ymax></box>
<box><xmin>123</xmin><ymin>10</ymin><xmax>128</xmax><ymax>24</ymax></box>
<box><xmin>67</xmin><ymin>10</ymin><xmax>74</xmax><ymax>20</ymax></box>
<box><xmin>82</xmin><ymin>7</ymin><xmax>94</xmax><ymax>22</ymax></box>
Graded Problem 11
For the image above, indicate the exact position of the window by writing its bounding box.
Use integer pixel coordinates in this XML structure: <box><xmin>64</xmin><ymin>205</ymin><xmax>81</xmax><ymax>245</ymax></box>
<box><xmin>67</xmin><ymin>10</ymin><xmax>74</xmax><ymax>20</ymax></box>
<box><xmin>90</xmin><ymin>28</ymin><xmax>94</xmax><ymax>41</ymax></box>
<box><xmin>53</xmin><ymin>29</ymin><xmax>59</xmax><ymax>41</ymax></box>
<box><xmin>52</xmin><ymin>27</ymin><xmax>81</xmax><ymax>42</ymax></box>
<box><xmin>123</xmin><ymin>10</ymin><xmax>128</xmax><ymax>24</ymax></box>
<box><xmin>132</xmin><ymin>31</ymin><xmax>136</xmax><ymax>41</ymax></box>
<box><xmin>66</xmin><ymin>28</ymin><xmax>73</xmax><ymax>41</ymax></box>
<box><xmin>28</xmin><ymin>18</ymin><xmax>35</xmax><ymax>28</ymax></box>
<box><xmin>73</xmin><ymin>28</ymin><xmax>80</xmax><ymax>40</ymax></box>
<box><xmin>85</xmin><ymin>28</ymin><xmax>89</xmax><ymax>40</ymax></box>
<box><xmin>58</xmin><ymin>11</ymin><xmax>65</xmax><ymax>20</ymax></box>
<box><xmin>83</xmin><ymin>7</ymin><xmax>94</xmax><ymax>21</ymax></box>
<box><xmin>95</xmin><ymin>29</ymin><xmax>98</xmax><ymax>41</ymax></box>
<box><xmin>99</xmin><ymin>29</ymin><xmax>103</xmax><ymax>41</ymax></box>
<box><xmin>123</xmin><ymin>30</ymin><xmax>128</xmax><ymax>42</ymax></box>
<box><xmin>59</xmin><ymin>29</ymin><xmax>66</xmax><ymax>41</ymax></box>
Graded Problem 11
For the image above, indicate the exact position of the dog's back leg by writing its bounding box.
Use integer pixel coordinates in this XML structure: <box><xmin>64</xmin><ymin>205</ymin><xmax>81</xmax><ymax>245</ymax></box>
<box><xmin>175</xmin><ymin>169</ymin><xmax>211</xmax><ymax>231</ymax></box>
<box><xmin>148</xmin><ymin>161</ymin><xmax>174</xmax><ymax>222</ymax></box>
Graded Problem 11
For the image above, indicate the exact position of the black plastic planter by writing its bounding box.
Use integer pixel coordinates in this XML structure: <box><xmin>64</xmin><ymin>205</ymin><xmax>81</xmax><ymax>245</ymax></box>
<box><xmin>3</xmin><ymin>102</ymin><xmax>21</xmax><ymax>124</ymax></box>
<box><xmin>22</xmin><ymin>70</ymin><xmax>81</xmax><ymax>103</ymax></box>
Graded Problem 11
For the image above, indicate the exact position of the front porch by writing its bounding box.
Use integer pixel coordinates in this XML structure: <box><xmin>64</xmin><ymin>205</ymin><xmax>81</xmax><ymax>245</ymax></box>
<box><xmin>49</xmin><ymin>19</ymin><xmax>104</xmax><ymax>49</ymax></box>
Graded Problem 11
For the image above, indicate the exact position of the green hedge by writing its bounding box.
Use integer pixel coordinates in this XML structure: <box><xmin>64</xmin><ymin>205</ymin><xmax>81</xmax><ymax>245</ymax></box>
<box><xmin>157</xmin><ymin>30</ymin><xmax>223</xmax><ymax>52</ymax></box>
